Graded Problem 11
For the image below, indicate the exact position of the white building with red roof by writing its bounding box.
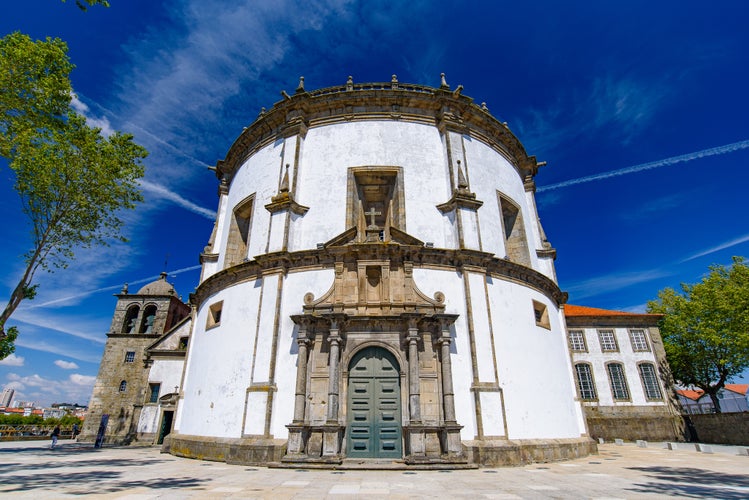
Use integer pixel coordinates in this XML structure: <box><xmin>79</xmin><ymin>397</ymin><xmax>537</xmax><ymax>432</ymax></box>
<box><xmin>564</xmin><ymin>304</ymin><xmax>683</xmax><ymax>441</ymax></box>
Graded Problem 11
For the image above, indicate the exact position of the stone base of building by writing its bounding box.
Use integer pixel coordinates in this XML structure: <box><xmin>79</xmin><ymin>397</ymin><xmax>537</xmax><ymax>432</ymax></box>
<box><xmin>583</xmin><ymin>406</ymin><xmax>684</xmax><ymax>442</ymax></box>
<box><xmin>168</xmin><ymin>433</ymin><xmax>286</xmax><ymax>465</ymax></box>
<box><xmin>463</xmin><ymin>437</ymin><xmax>598</xmax><ymax>466</ymax></box>
<box><xmin>167</xmin><ymin>434</ymin><xmax>595</xmax><ymax>467</ymax></box>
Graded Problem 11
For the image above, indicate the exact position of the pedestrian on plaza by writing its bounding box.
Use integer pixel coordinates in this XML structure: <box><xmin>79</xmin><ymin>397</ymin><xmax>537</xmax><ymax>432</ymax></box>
<box><xmin>72</xmin><ymin>423</ymin><xmax>79</xmax><ymax>440</ymax></box>
<box><xmin>50</xmin><ymin>425</ymin><xmax>60</xmax><ymax>449</ymax></box>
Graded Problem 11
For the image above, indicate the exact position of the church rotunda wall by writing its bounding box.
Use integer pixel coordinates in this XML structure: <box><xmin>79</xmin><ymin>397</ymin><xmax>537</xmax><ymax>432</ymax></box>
<box><xmin>171</xmin><ymin>78</ymin><xmax>593</xmax><ymax>466</ymax></box>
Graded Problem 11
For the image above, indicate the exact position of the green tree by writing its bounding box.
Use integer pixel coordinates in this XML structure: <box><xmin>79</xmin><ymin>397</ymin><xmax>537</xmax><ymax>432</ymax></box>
<box><xmin>62</xmin><ymin>0</ymin><xmax>110</xmax><ymax>11</ymax></box>
<box><xmin>0</xmin><ymin>32</ymin><xmax>147</xmax><ymax>358</ymax></box>
<box><xmin>647</xmin><ymin>257</ymin><xmax>749</xmax><ymax>413</ymax></box>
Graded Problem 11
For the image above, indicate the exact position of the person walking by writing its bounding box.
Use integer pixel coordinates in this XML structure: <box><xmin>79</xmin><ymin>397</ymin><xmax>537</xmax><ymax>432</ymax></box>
<box><xmin>72</xmin><ymin>423</ymin><xmax>79</xmax><ymax>440</ymax></box>
<box><xmin>50</xmin><ymin>425</ymin><xmax>60</xmax><ymax>449</ymax></box>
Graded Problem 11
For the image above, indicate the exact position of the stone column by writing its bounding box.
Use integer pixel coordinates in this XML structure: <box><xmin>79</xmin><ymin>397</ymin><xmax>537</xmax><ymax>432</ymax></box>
<box><xmin>292</xmin><ymin>321</ymin><xmax>311</xmax><ymax>423</ymax></box>
<box><xmin>438</xmin><ymin>318</ymin><xmax>464</xmax><ymax>458</ymax></box>
<box><xmin>407</xmin><ymin>320</ymin><xmax>421</xmax><ymax>423</ymax></box>
<box><xmin>326</xmin><ymin>319</ymin><xmax>341</xmax><ymax>423</ymax></box>
<box><xmin>439</xmin><ymin>332</ymin><xmax>456</xmax><ymax>423</ymax></box>
<box><xmin>285</xmin><ymin>317</ymin><xmax>311</xmax><ymax>458</ymax></box>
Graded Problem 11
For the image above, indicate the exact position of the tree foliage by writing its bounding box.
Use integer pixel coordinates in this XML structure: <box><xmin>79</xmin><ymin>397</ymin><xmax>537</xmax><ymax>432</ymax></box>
<box><xmin>61</xmin><ymin>0</ymin><xmax>110</xmax><ymax>11</ymax></box>
<box><xmin>0</xmin><ymin>32</ymin><xmax>147</xmax><ymax>357</ymax></box>
<box><xmin>647</xmin><ymin>257</ymin><xmax>749</xmax><ymax>412</ymax></box>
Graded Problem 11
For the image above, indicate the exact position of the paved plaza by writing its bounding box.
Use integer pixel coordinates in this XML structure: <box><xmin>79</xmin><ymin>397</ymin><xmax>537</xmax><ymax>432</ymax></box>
<box><xmin>0</xmin><ymin>440</ymin><xmax>748</xmax><ymax>498</ymax></box>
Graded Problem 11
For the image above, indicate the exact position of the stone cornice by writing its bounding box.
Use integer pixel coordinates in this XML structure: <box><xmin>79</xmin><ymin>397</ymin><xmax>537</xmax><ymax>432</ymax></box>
<box><xmin>216</xmin><ymin>80</ymin><xmax>540</xmax><ymax>184</ymax></box>
<box><xmin>191</xmin><ymin>244</ymin><xmax>567</xmax><ymax>309</ymax></box>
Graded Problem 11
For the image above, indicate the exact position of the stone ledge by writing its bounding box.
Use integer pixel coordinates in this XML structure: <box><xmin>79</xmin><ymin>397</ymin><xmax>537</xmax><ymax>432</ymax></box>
<box><xmin>168</xmin><ymin>434</ymin><xmax>286</xmax><ymax>465</ymax></box>
<box><xmin>463</xmin><ymin>437</ymin><xmax>597</xmax><ymax>466</ymax></box>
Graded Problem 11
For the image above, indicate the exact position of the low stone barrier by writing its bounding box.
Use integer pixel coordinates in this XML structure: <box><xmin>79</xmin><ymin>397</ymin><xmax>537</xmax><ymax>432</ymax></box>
<box><xmin>684</xmin><ymin>413</ymin><xmax>749</xmax><ymax>445</ymax></box>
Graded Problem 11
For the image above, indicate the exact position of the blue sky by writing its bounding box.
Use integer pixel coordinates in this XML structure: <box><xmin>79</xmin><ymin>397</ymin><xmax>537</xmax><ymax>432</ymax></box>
<box><xmin>1</xmin><ymin>0</ymin><xmax>748</xmax><ymax>406</ymax></box>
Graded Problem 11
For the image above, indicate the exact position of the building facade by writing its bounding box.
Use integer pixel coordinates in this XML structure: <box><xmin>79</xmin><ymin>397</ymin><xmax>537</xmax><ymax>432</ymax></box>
<box><xmin>86</xmin><ymin>77</ymin><xmax>689</xmax><ymax>466</ymax></box>
<box><xmin>564</xmin><ymin>305</ymin><xmax>683</xmax><ymax>441</ymax></box>
<box><xmin>80</xmin><ymin>273</ymin><xmax>190</xmax><ymax>444</ymax></box>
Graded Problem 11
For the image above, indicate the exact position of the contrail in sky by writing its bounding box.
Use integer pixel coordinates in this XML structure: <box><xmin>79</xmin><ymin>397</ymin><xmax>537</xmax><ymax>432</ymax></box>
<box><xmin>25</xmin><ymin>265</ymin><xmax>203</xmax><ymax>309</ymax></box>
<box><xmin>537</xmin><ymin>139</ymin><xmax>749</xmax><ymax>192</ymax></box>
<box><xmin>140</xmin><ymin>180</ymin><xmax>215</xmax><ymax>219</ymax></box>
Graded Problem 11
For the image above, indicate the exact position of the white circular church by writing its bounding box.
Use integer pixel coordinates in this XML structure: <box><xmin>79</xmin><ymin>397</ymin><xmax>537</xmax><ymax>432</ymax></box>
<box><xmin>169</xmin><ymin>76</ymin><xmax>594</xmax><ymax>466</ymax></box>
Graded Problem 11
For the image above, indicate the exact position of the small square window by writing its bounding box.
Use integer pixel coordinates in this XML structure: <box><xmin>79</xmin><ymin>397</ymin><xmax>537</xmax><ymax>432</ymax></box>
<box><xmin>206</xmin><ymin>301</ymin><xmax>223</xmax><ymax>329</ymax></box>
<box><xmin>532</xmin><ymin>300</ymin><xmax>550</xmax><ymax>329</ymax></box>
<box><xmin>598</xmin><ymin>330</ymin><xmax>618</xmax><ymax>352</ymax></box>
<box><xmin>568</xmin><ymin>330</ymin><xmax>587</xmax><ymax>352</ymax></box>
<box><xmin>178</xmin><ymin>337</ymin><xmax>189</xmax><ymax>350</ymax></box>
<box><xmin>629</xmin><ymin>329</ymin><xmax>650</xmax><ymax>352</ymax></box>
<box><xmin>124</xmin><ymin>351</ymin><xmax>135</xmax><ymax>363</ymax></box>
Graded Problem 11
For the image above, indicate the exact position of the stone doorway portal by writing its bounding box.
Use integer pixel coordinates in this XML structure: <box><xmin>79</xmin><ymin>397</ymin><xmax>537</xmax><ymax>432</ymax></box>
<box><xmin>346</xmin><ymin>346</ymin><xmax>402</xmax><ymax>458</ymax></box>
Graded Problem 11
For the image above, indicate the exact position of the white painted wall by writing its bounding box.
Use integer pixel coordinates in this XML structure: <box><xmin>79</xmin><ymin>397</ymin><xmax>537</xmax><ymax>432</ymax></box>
<box><xmin>488</xmin><ymin>282</ymin><xmax>584</xmax><ymax>439</ymax></box>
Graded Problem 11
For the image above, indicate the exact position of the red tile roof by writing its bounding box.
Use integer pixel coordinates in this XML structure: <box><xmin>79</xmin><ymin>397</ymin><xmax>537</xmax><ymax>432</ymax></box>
<box><xmin>724</xmin><ymin>384</ymin><xmax>749</xmax><ymax>395</ymax></box>
<box><xmin>564</xmin><ymin>304</ymin><xmax>662</xmax><ymax>318</ymax></box>
<box><xmin>676</xmin><ymin>389</ymin><xmax>704</xmax><ymax>401</ymax></box>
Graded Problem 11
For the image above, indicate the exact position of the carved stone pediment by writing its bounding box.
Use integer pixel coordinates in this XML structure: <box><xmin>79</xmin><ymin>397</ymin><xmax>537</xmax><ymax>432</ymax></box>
<box><xmin>302</xmin><ymin>228</ymin><xmax>444</xmax><ymax>316</ymax></box>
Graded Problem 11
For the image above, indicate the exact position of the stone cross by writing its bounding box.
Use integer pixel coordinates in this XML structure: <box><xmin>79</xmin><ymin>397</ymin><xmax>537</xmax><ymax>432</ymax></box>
<box><xmin>364</xmin><ymin>207</ymin><xmax>381</xmax><ymax>228</ymax></box>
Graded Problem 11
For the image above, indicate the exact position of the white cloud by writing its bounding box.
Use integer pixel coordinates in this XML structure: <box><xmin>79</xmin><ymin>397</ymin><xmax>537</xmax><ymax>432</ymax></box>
<box><xmin>11</xmin><ymin>310</ymin><xmax>107</xmax><ymax>344</ymax></box>
<box><xmin>517</xmin><ymin>74</ymin><xmax>668</xmax><ymax>155</ymax></box>
<box><xmin>4</xmin><ymin>372</ymin><xmax>96</xmax><ymax>407</ymax></box>
<box><xmin>69</xmin><ymin>374</ymin><xmax>96</xmax><ymax>386</ymax></box>
<box><xmin>71</xmin><ymin>95</ymin><xmax>115</xmax><ymax>137</ymax></box>
<box><xmin>565</xmin><ymin>268</ymin><xmax>674</xmax><ymax>301</ymax></box>
<box><xmin>54</xmin><ymin>360</ymin><xmax>79</xmax><ymax>370</ymax></box>
<box><xmin>0</xmin><ymin>353</ymin><xmax>25</xmax><ymax>367</ymax></box>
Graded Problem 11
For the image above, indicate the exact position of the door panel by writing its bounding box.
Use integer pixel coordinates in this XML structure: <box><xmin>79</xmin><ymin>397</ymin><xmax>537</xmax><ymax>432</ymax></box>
<box><xmin>346</xmin><ymin>347</ymin><xmax>402</xmax><ymax>458</ymax></box>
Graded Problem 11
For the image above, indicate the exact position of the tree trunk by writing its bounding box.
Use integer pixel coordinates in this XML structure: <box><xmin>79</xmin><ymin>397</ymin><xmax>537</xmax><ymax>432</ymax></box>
<box><xmin>708</xmin><ymin>391</ymin><xmax>722</xmax><ymax>414</ymax></box>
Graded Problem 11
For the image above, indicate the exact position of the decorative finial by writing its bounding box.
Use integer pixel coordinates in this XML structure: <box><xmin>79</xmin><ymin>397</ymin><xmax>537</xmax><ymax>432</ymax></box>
<box><xmin>296</xmin><ymin>76</ymin><xmax>305</xmax><ymax>94</ymax></box>
<box><xmin>440</xmin><ymin>72</ymin><xmax>450</xmax><ymax>90</ymax></box>
<box><xmin>279</xmin><ymin>164</ymin><xmax>290</xmax><ymax>193</ymax></box>
<box><xmin>392</xmin><ymin>74</ymin><xmax>398</xmax><ymax>83</ymax></box>
<box><xmin>452</xmin><ymin>84</ymin><xmax>463</xmax><ymax>97</ymax></box>
<box><xmin>346</xmin><ymin>75</ymin><xmax>353</xmax><ymax>91</ymax></box>
<box><xmin>160</xmin><ymin>271</ymin><xmax>168</xmax><ymax>280</ymax></box>
<box><xmin>481</xmin><ymin>102</ymin><xmax>488</xmax><ymax>111</ymax></box>
<box><xmin>457</xmin><ymin>160</ymin><xmax>469</xmax><ymax>189</ymax></box>
<box><xmin>121</xmin><ymin>283</ymin><xmax>129</xmax><ymax>294</ymax></box>
<box><xmin>281</xmin><ymin>90</ymin><xmax>291</xmax><ymax>100</ymax></box>
<box><xmin>259</xmin><ymin>107</ymin><xmax>266</xmax><ymax>116</ymax></box>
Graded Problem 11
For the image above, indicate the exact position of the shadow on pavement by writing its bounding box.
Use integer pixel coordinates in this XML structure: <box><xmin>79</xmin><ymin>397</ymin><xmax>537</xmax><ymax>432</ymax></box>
<box><xmin>2</xmin><ymin>470</ymin><xmax>204</xmax><ymax>494</ymax></box>
<box><xmin>627</xmin><ymin>466</ymin><xmax>749</xmax><ymax>499</ymax></box>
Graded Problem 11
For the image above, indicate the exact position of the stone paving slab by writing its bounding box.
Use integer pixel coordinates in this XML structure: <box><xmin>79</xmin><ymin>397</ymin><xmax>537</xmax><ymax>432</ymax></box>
<box><xmin>0</xmin><ymin>439</ymin><xmax>748</xmax><ymax>498</ymax></box>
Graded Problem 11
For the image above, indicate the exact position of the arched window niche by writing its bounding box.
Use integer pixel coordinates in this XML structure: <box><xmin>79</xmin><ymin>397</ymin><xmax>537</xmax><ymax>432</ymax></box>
<box><xmin>140</xmin><ymin>304</ymin><xmax>157</xmax><ymax>334</ymax></box>
<box><xmin>122</xmin><ymin>305</ymin><xmax>140</xmax><ymax>334</ymax></box>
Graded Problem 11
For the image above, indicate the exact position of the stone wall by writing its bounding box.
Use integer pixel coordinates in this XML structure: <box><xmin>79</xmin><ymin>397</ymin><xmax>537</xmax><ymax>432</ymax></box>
<box><xmin>583</xmin><ymin>406</ymin><xmax>683</xmax><ymax>442</ymax></box>
<box><xmin>684</xmin><ymin>413</ymin><xmax>749</xmax><ymax>445</ymax></box>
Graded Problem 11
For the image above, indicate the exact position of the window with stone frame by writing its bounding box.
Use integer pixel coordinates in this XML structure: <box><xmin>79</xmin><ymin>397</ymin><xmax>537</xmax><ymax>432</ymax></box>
<box><xmin>148</xmin><ymin>383</ymin><xmax>161</xmax><ymax>403</ymax></box>
<box><xmin>574</xmin><ymin>363</ymin><xmax>597</xmax><ymax>400</ymax></box>
<box><xmin>568</xmin><ymin>330</ymin><xmax>587</xmax><ymax>352</ymax></box>
<box><xmin>607</xmin><ymin>363</ymin><xmax>630</xmax><ymax>400</ymax></box>
<box><xmin>532</xmin><ymin>300</ymin><xmax>550</xmax><ymax>329</ymax></box>
<box><xmin>629</xmin><ymin>329</ymin><xmax>650</xmax><ymax>352</ymax></box>
<box><xmin>638</xmin><ymin>363</ymin><xmax>663</xmax><ymax>399</ymax></box>
<box><xmin>206</xmin><ymin>300</ymin><xmax>223</xmax><ymax>329</ymax></box>
<box><xmin>119</xmin><ymin>380</ymin><xmax>127</xmax><ymax>392</ymax></box>
<box><xmin>124</xmin><ymin>351</ymin><xmax>135</xmax><ymax>363</ymax></box>
<box><xmin>497</xmin><ymin>192</ymin><xmax>531</xmax><ymax>266</ymax></box>
<box><xmin>224</xmin><ymin>194</ymin><xmax>255</xmax><ymax>268</ymax></box>
<box><xmin>347</xmin><ymin>167</ymin><xmax>405</xmax><ymax>243</ymax></box>
<box><xmin>598</xmin><ymin>329</ymin><xmax>618</xmax><ymax>352</ymax></box>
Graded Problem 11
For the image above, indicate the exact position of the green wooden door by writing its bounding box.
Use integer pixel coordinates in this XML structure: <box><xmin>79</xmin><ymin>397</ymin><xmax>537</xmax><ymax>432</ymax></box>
<box><xmin>347</xmin><ymin>347</ymin><xmax>402</xmax><ymax>458</ymax></box>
